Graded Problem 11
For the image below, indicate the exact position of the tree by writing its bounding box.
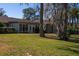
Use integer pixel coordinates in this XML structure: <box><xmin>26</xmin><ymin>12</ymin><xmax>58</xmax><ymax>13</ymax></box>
<box><xmin>40</xmin><ymin>3</ymin><xmax>45</xmax><ymax>37</ymax></box>
<box><xmin>0</xmin><ymin>8</ymin><xmax>6</xmax><ymax>16</ymax></box>
<box><xmin>21</xmin><ymin>3</ymin><xmax>45</xmax><ymax>36</ymax></box>
<box><xmin>62</xmin><ymin>3</ymin><xmax>68</xmax><ymax>40</ymax></box>
<box><xmin>68</xmin><ymin>4</ymin><xmax>79</xmax><ymax>34</ymax></box>
<box><xmin>44</xmin><ymin>3</ymin><xmax>69</xmax><ymax>40</ymax></box>
<box><xmin>53</xmin><ymin>3</ymin><xmax>68</xmax><ymax>40</ymax></box>
<box><xmin>23</xmin><ymin>7</ymin><xmax>36</xmax><ymax>20</ymax></box>
<box><xmin>0</xmin><ymin>8</ymin><xmax>6</xmax><ymax>33</ymax></box>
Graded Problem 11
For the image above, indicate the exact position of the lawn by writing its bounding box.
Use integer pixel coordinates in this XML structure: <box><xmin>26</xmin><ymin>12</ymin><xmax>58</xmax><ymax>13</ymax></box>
<box><xmin>0</xmin><ymin>34</ymin><xmax>79</xmax><ymax>56</ymax></box>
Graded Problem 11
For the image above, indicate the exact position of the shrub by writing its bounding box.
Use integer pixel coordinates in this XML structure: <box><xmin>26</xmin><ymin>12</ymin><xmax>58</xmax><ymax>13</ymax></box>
<box><xmin>0</xmin><ymin>22</ymin><xmax>5</xmax><ymax>27</ymax></box>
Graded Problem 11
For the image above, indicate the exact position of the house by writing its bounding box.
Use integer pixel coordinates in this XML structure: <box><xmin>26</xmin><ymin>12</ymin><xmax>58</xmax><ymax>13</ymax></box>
<box><xmin>0</xmin><ymin>16</ymin><xmax>56</xmax><ymax>33</ymax></box>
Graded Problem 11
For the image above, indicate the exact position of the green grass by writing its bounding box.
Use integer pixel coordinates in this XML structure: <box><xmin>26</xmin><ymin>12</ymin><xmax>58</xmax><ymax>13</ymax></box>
<box><xmin>0</xmin><ymin>34</ymin><xmax>79</xmax><ymax>56</ymax></box>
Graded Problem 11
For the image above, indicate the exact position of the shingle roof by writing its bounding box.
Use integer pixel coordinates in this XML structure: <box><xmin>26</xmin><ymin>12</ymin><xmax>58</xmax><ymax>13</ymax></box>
<box><xmin>0</xmin><ymin>16</ymin><xmax>21</xmax><ymax>23</ymax></box>
<box><xmin>0</xmin><ymin>16</ymin><xmax>53</xmax><ymax>24</ymax></box>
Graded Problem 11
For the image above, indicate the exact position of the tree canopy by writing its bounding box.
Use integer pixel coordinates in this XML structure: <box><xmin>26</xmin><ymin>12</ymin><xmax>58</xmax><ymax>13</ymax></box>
<box><xmin>0</xmin><ymin>8</ymin><xmax>6</xmax><ymax>16</ymax></box>
<box><xmin>23</xmin><ymin>7</ymin><xmax>37</xmax><ymax>20</ymax></box>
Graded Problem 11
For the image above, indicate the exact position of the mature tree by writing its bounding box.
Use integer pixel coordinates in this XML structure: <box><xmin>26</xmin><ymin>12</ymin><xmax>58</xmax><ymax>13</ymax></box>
<box><xmin>0</xmin><ymin>8</ymin><xmax>6</xmax><ymax>16</ymax></box>
<box><xmin>62</xmin><ymin>3</ymin><xmax>69</xmax><ymax>40</ymax></box>
<box><xmin>0</xmin><ymin>8</ymin><xmax>6</xmax><ymax>29</ymax></box>
<box><xmin>23</xmin><ymin>7</ymin><xmax>36</xmax><ymax>20</ymax></box>
<box><xmin>44</xmin><ymin>3</ymin><xmax>69</xmax><ymax>40</ymax></box>
<box><xmin>40</xmin><ymin>3</ymin><xmax>45</xmax><ymax>37</ymax></box>
<box><xmin>68</xmin><ymin>4</ymin><xmax>79</xmax><ymax>33</ymax></box>
<box><xmin>53</xmin><ymin>3</ymin><xmax>68</xmax><ymax>40</ymax></box>
<box><xmin>21</xmin><ymin>3</ymin><xmax>45</xmax><ymax>36</ymax></box>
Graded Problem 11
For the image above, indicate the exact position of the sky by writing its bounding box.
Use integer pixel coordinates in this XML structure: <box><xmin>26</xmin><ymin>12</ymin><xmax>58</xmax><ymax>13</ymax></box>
<box><xmin>0</xmin><ymin>3</ymin><xmax>79</xmax><ymax>19</ymax></box>
<box><xmin>0</xmin><ymin>3</ymin><xmax>38</xmax><ymax>19</ymax></box>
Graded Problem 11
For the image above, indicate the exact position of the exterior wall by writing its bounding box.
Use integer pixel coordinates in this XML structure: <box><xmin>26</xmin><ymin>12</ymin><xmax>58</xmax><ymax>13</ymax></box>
<box><xmin>28</xmin><ymin>24</ymin><xmax>36</xmax><ymax>33</ymax></box>
<box><xmin>19</xmin><ymin>24</ymin><xmax>28</xmax><ymax>33</ymax></box>
<box><xmin>9</xmin><ymin>23</ymin><xmax>20</xmax><ymax>32</ymax></box>
<box><xmin>8</xmin><ymin>23</ymin><xmax>56</xmax><ymax>33</ymax></box>
<box><xmin>9</xmin><ymin>23</ymin><xmax>38</xmax><ymax>33</ymax></box>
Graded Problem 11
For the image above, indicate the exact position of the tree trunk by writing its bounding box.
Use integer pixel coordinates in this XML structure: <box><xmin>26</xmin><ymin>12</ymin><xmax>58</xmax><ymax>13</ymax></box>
<box><xmin>40</xmin><ymin>3</ymin><xmax>45</xmax><ymax>37</ymax></box>
<box><xmin>57</xmin><ymin>3</ymin><xmax>69</xmax><ymax>40</ymax></box>
<box><xmin>57</xmin><ymin>24</ymin><xmax>63</xmax><ymax>40</ymax></box>
<box><xmin>76</xmin><ymin>17</ymin><xmax>79</xmax><ymax>34</ymax></box>
<box><xmin>62</xmin><ymin>3</ymin><xmax>69</xmax><ymax>40</ymax></box>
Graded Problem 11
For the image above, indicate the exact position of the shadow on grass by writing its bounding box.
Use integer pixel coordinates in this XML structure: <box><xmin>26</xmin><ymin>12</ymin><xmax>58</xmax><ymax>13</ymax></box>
<box><xmin>69</xmin><ymin>37</ymin><xmax>79</xmax><ymax>43</ymax></box>
<box><xmin>44</xmin><ymin>35</ymin><xmax>79</xmax><ymax>55</ymax></box>
<box><xmin>44</xmin><ymin>35</ymin><xmax>79</xmax><ymax>43</ymax></box>
<box><xmin>57</xmin><ymin>44</ymin><xmax>79</xmax><ymax>55</ymax></box>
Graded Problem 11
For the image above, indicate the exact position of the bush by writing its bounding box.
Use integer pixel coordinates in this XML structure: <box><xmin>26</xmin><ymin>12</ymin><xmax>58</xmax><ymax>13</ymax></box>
<box><xmin>67</xmin><ymin>28</ymin><xmax>79</xmax><ymax>34</ymax></box>
<box><xmin>0</xmin><ymin>22</ymin><xmax>4</xmax><ymax>27</ymax></box>
<box><xmin>11</xmin><ymin>28</ymin><xmax>16</xmax><ymax>33</ymax></box>
<box><xmin>0</xmin><ymin>27</ymin><xmax>16</xmax><ymax>33</ymax></box>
